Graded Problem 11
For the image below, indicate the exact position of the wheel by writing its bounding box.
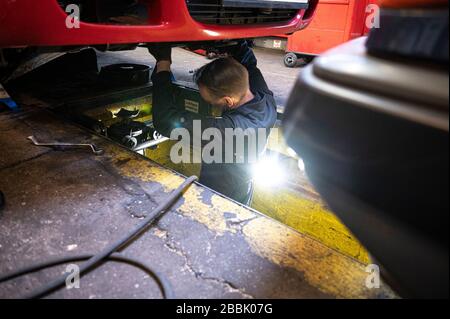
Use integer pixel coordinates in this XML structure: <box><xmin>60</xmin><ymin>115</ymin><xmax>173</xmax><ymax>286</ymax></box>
<box><xmin>284</xmin><ymin>52</ymin><xmax>298</xmax><ymax>68</ymax></box>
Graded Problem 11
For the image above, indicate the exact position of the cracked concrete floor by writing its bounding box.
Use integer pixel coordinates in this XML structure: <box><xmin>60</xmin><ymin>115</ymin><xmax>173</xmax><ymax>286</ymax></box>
<box><xmin>0</xmin><ymin>49</ymin><xmax>397</xmax><ymax>298</ymax></box>
<box><xmin>0</xmin><ymin>108</ymin><xmax>324</xmax><ymax>298</ymax></box>
<box><xmin>0</xmin><ymin>103</ymin><xmax>396</xmax><ymax>299</ymax></box>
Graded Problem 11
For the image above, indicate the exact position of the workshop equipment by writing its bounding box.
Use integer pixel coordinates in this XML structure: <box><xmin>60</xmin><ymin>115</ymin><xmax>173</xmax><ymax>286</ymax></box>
<box><xmin>108</xmin><ymin>120</ymin><xmax>154</xmax><ymax>149</ymax></box>
<box><xmin>61</xmin><ymin>82</ymin><xmax>217</xmax><ymax>153</ymax></box>
<box><xmin>73</xmin><ymin>92</ymin><xmax>212</xmax><ymax>153</ymax></box>
<box><xmin>28</xmin><ymin>135</ymin><xmax>105</xmax><ymax>155</ymax></box>
<box><xmin>108</xmin><ymin>121</ymin><xmax>155</xmax><ymax>148</ymax></box>
<box><xmin>173</xmin><ymin>83</ymin><xmax>217</xmax><ymax>117</ymax></box>
<box><xmin>108</xmin><ymin>108</ymin><xmax>154</xmax><ymax>149</ymax></box>
<box><xmin>282</xmin><ymin>1</ymin><xmax>449</xmax><ymax>298</ymax></box>
<box><xmin>265</xmin><ymin>0</ymin><xmax>378</xmax><ymax>67</ymax></box>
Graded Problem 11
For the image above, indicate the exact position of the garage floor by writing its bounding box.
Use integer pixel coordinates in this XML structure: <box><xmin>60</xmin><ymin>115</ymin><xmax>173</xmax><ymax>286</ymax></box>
<box><xmin>0</xmin><ymin>105</ymin><xmax>396</xmax><ymax>299</ymax></box>
<box><xmin>92</xmin><ymin>47</ymin><xmax>370</xmax><ymax>264</ymax></box>
<box><xmin>0</xmin><ymin>47</ymin><xmax>395</xmax><ymax>298</ymax></box>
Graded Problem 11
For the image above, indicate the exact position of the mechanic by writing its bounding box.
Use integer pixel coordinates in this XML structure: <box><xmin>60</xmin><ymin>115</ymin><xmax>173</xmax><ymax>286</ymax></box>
<box><xmin>148</xmin><ymin>42</ymin><xmax>277</xmax><ymax>206</ymax></box>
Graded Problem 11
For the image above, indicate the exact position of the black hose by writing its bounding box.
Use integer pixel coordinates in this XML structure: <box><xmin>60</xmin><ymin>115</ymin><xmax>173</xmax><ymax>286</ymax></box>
<box><xmin>22</xmin><ymin>175</ymin><xmax>198</xmax><ymax>299</ymax></box>
<box><xmin>0</xmin><ymin>253</ymin><xmax>174</xmax><ymax>299</ymax></box>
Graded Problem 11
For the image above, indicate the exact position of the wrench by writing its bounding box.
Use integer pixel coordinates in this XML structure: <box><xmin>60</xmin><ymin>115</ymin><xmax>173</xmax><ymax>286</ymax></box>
<box><xmin>28</xmin><ymin>136</ymin><xmax>104</xmax><ymax>156</ymax></box>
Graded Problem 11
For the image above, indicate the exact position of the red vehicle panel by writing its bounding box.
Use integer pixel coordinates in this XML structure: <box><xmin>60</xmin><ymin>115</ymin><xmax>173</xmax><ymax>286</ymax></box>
<box><xmin>284</xmin><ymin>0</ymin><xmax>377</xmax><ymax>56</ymax></box>
<box><xmin>0</xmin><ymin>0</ymin><xmax>318</xmax><ymax>48</ymax></box>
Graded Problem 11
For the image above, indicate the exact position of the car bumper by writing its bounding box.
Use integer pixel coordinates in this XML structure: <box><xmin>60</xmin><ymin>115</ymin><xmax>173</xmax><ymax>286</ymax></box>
<box><xmin>0</xmin><ymin>0</ymin><xmax>315</xmax><ymax>48</ymax></box>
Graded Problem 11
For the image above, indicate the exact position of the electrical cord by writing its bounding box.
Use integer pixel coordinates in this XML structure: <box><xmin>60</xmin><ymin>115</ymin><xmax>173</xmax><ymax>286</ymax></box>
<box><xmin>1</xmin><ymin>175</ymin><xmax>197</xmax><ymax>299</ymax></box>
<box><xmin>0</xmin><ymin>253</ymin><xmax>174</xmax><ymax>299</ymax></box>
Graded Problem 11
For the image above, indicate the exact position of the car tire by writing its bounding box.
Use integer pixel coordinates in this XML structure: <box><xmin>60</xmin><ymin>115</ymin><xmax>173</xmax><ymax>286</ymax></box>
<box><xmin>284</xmin><ymin>52</ymin><xmax>298</xmax><ymax>68</ymax></box>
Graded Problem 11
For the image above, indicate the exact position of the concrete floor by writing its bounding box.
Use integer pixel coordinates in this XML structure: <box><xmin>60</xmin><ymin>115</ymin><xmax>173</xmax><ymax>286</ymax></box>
<box><xmin>0</xmin><ymin>46</ymin><xmax>400</xmax><ymax>298</ymax></box>
<box><xmin>0</xmin><ymin>104</ymin><xmax>396</xmax><ymax>299</ymax></box>
<box><xmin>5</xmin><ymin>46</ymin><xmax>371</xmax><ymax>265</ymax></box>
<box><xmin>96</xmin><ymin>47</ymin><xmax>300</xmax><ymax>109</ymax></box>
<box><xmin>93</xmin><ymin>47</ymin><xmax>371</xmax><ymax>264</ymax></box>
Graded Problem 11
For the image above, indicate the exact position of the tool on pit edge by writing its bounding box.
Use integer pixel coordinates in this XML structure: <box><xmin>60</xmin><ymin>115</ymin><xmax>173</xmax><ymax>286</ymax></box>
<box><xmin>27</xmin><ymin>136</ymin><xmax>104</xmax><ymax>156</ymax></box>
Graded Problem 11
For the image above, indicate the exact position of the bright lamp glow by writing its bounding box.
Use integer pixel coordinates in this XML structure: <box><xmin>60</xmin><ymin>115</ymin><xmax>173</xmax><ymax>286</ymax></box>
<box><xmin>287</xmin><ymin>147</ymin><xmax>297</xmax><ymax>158</ymax></box>
<box><xmin>298</xmin><ymin>158</ymin><xmax>305</xmax><ymax>172</ymax></box>
<box><xmin>252</xmin><ymin>156</ymin><xmax>285</xmax><ymax>187</ymax></box>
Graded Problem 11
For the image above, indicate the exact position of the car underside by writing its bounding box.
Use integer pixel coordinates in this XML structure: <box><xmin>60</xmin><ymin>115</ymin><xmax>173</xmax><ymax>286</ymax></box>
<box><xmin>0</xmin><ymin>0</ymin><xmax>318</xmax><ymax>79</ymax></box>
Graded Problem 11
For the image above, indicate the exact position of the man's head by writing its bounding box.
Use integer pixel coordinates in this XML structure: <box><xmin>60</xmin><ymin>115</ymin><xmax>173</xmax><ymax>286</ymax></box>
<box><xmin>195</xmin><ymin>57</ymin><xmax>250</xmax><ymax>110</ymax></box>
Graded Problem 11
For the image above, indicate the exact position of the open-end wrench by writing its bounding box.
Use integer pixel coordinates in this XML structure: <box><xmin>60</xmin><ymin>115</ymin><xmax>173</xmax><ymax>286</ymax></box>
<box><xmin>27</xmin><ymin>136</ymin><xmax>104</xmax><ymax>156</ymax></box>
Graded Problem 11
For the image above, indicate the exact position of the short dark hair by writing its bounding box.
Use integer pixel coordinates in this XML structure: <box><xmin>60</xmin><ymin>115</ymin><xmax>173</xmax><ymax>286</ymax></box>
<box><xmin>195</xmin><ymin>57</ymin><xmax>249</xmax><ymax>102</ymax></box>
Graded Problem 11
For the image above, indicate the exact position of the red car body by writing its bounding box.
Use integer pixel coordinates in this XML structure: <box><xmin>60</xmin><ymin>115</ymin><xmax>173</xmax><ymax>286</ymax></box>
<box><xmin>0</xmin><ymin>0</ymin><xmax>318</xmax><ymax>48</ymax></box>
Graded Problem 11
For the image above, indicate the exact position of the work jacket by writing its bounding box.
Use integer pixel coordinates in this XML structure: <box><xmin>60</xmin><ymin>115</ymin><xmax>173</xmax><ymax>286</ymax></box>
<box><xmin>152</xmin><ymin>43</ymin><xmax>277</xmax><ymax>205</ymax></box>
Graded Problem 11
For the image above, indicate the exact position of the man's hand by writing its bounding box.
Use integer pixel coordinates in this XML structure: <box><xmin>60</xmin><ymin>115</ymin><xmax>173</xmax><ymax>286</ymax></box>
<box><xmin>148</xmin><ymin>44</ymin><xmax>172</xmax><ymax>63</ymax></box>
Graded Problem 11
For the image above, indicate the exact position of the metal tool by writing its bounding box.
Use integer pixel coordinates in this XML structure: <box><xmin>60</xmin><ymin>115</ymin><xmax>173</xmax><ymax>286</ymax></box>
<box><xmin>27</xmin><ymin>136</ymin><xmax>104</xmax><ymax>156</ymax></box>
